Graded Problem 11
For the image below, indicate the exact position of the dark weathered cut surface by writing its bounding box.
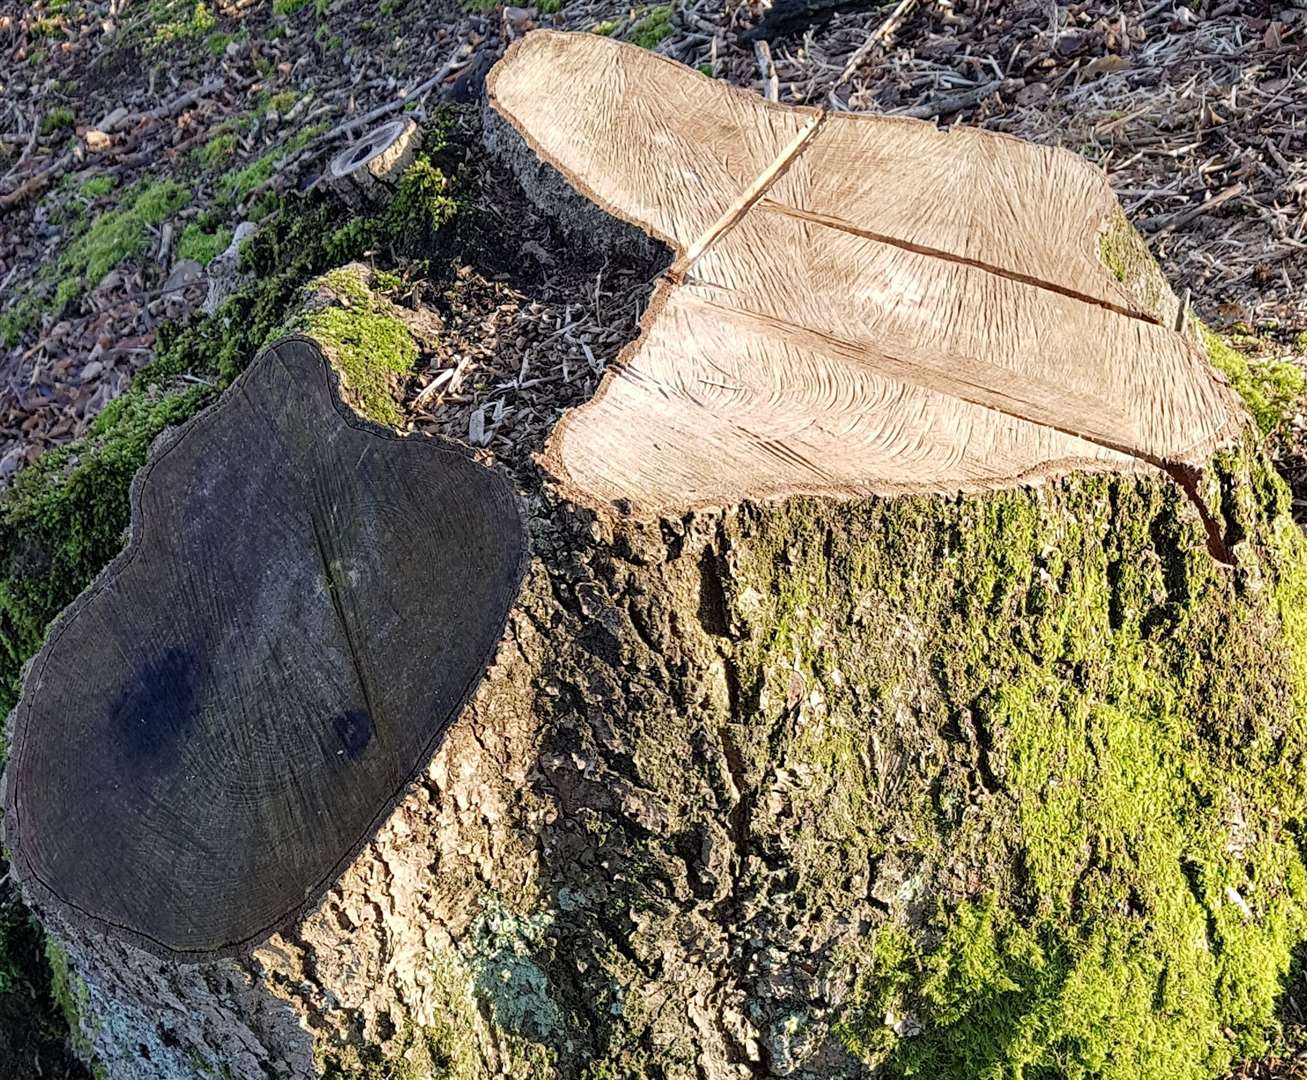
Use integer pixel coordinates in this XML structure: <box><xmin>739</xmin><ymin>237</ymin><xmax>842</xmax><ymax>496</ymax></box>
<box><xmin>3</xmin><ymin>337</ymin><xmax>526</xmax><ymax>960</ymax></box>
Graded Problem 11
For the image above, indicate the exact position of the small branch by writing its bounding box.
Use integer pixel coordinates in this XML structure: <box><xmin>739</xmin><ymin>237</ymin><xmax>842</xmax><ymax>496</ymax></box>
<box><xmin>0</xmin><ymin>149</ymin><xmax>74</xmax><ymax>212</ymax></box>
<box><xmin>1138</xmin><ymin>182</ymin><xmax>1247</xmax><ymax>235</ymax></box>
<box><xmin>142</xmin><ymin>78</ymin><xmax>225</xmax><ymax>124</ymax></box>
<box><xmin>1</xmin><ymin>112</ymin><xmax>38</xmax><ymax>184</ymax></box>
<box><xmin>320</xmin><ymin>47</ymin><xmax>471</xmax><ymax>144</ymax></box>
<box><xmin>891</xmin><ymin>78</ymin><xmax>1025</xmax><ymax>120</ymax></box>
<box><xmin>835</xmin><ymin>0</ymin><xmax>920</xmax><ymax>89</ymax></box>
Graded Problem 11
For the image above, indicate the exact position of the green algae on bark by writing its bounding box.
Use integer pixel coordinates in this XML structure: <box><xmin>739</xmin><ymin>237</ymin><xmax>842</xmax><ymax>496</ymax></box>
<box><xmin>1096</xmin><ymin>207</ymin><xmax>1179</xmax><ymax>327</ymax></box>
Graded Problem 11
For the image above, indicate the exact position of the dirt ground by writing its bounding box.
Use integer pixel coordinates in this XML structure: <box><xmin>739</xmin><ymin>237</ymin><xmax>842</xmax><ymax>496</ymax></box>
<box><xmin>2</xmin><ymin>0</ymin><xmax>1306</xmax><ymax>1076</ymax></box>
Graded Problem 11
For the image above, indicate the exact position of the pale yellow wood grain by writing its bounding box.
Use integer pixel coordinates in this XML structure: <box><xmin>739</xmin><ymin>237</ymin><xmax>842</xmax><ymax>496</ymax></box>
<box><xmin>488</xmin><ymin>31</ymin><xmax>1242</xmax><ymax>515</ymax></box>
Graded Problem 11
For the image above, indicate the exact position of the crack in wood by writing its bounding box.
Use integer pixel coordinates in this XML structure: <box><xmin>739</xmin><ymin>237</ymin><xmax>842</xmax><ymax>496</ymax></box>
<box><xmin>308</xmin><ymin>504</ymin><xmax>383</xmax><ymax>750</ymax></box>
<box><xmin>757</xmin><ymin>198</ymin><xmax>1162</xmax><ymax>326</ymax></box>
<box><xmin>684</xmin><ymin>291</ymin><xmax>1150</xmax><ymax>461</ymax></box>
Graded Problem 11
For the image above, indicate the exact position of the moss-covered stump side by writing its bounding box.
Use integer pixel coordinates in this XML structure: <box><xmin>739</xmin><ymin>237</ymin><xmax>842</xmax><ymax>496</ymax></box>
<box><xmin>731</xmin><ymin>445</ymin><xmax>1307</xmax><ymax>1079</ymax></box>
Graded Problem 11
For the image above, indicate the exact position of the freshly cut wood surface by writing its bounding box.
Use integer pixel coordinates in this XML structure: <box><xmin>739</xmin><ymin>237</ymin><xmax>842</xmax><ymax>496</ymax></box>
<box><xmin>487</xmin><ymin>31</ymin><xmax>1243</xmax><ymax>514</ymax></box>
<box><xmin>3</xmin><ymin>338</ymin><xmax>526</xmax><ymax>959</ymax></box>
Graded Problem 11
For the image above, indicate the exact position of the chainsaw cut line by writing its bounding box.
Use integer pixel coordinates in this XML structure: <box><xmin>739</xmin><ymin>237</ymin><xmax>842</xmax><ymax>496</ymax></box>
<box><xmin>757</xmin><ymin>198</ymin><xmax>1162</xmax><ymax>326</ymax></box>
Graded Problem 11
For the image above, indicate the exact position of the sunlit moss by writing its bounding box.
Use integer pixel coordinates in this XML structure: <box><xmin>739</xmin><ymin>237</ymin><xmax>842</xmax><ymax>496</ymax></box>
<box><xmin>733</xmin><ymin>442</ymin><xmax>1307</xmax><ymax>1079</ymax></box>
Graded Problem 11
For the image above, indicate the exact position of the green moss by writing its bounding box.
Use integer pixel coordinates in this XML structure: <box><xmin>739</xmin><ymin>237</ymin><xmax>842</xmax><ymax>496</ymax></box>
<box><xmin>78</xmin><ymin>175</ymin><xmax>114</xmax><ymax>199</ymax></box>
<box><xmin>371</xmin><ymin>269</ymin><xmax>403</xmax><ymax>294</ymax></box>
<box><xmin>727</xmin><ymin>442</ymin><xmax>1307</xmax><ymax>1079</ymax></box>
<box><xmin>629</xmin><ymin>5</ymin><xmax>673</xmax><ymax>48</ymax></box>
<box><xmin>1199</xmin><ymin>322</ymin><xmax>1306</xmax><ymax>444</ymax></box>
<box><xmin>149</xmin><ymin>0</ymin><xmax>215</xmax><ymax>45</ymax></box>
<box><xmin>194</xmin><ymin>131</ymin><xmax>237</xmax><ymax>170</ymax></box>
<box><xmin>380</xmin><ymin>159</ymin><xmax>458</xmax><ymax>248</ymax></box>
<box><xmin>273</xmin><ymin>0</ymin><xmax>312</xmax><ymax>12</ymax></box>
<box><xmin>1096</xmin><ymin>209</ymin><xmax>1178</xmax><ymax>325</ymax></box>
<box><xmin>0</xmin><ymin>898</ymin><xmax>31</xmax><ymax>998</ymax></box>
<box><xmin>538</xmin><ymin>0</ymin><xmax>561</xmax><ymax>12</ymax></box>
<box><xmin>205</xmin><ymin>28</ymin><xmax>235</xmax><ymax>55</ymax></box>
<box><xmin>215</xmin><ymin>124</ymin><xmax>324</xmax><ymax>204</ymax></box>
<box><xmin>591</xmin><ymin>18</ymin><xmax>619</xmax><ymax>35</ymax></box>
<box><xmin>65</xmin><ymin>179</ymin><xmax>188</xmax><ymax>288</ymax></box>
<box><xmin>277</xmin><ymin>266</ymin><xmax>420</xmax><ymax>428</ymax></box>
<box><xmin>176</xmin><ymin>222</ymin><xmax>232</xmax><ymax>265</ymax></box>
<box><xmin>0</xmin><ymin>179</ymin><xmax>189</xmax><ymax>347</ymax></box>
<box><xmin>40</xmin><ymin>108</ymin><xmax>75</xmax><ymax>135</ymax></box>
<box><xmin>260</xmin><ymin>90</ymin><xmax>300</xmax><ymax>116</ymax></box>
<box><xmin>44</xmin><ymin>939</ymin><xmax>99</xmax><ymax>1067</ymax></box>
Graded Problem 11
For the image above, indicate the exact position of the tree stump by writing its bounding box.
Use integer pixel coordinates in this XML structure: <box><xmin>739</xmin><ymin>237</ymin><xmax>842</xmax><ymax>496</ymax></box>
<box><xmin>5</xmin><ymin>337</ymin><xmax>525</xmax><ymax>960</ymax></box>
<box><xmin>7</xmin><ymin>30</ymin><xmax>1307</xmax><ymax>1080</ymax></box>
<box><xmin>327</xmin><ymin>119</ymin><xmax>423</xmax><ymax>209</ymax></box>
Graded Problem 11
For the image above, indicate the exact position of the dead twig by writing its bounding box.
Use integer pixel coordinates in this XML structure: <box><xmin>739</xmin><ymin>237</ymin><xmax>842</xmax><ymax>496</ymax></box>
<box><xmin>322</xmin><ymin>46</ymin><xmax>472</xmax><ymax>144</ymax></box>
<box><xmin>892</xmin><ymin>78</ymin><xmax>1026</xmax><ymax>120</ymax></box>
<box><xmin>1</xmin><ymin>111</ymin><xmax>37</xmax><ymax>184</ymax></box>
<box><xmin>0</xmin><ymin>150</ymin><xmax>74</xmax><ymax>212</ymax></box>
<box><xmin>1139</xmin><ymin>182</ymin><xmax>1247</xmax><ymax>235</ymax></box>
<box><xmin>835</xmin><ymin>0</ymin><xmax>920</xmax><ymax>89</ymax></box>
<box><xmin>142</xmin><ymin>78</ymin><xmax>225</xmax><ymax>124</ymax></box>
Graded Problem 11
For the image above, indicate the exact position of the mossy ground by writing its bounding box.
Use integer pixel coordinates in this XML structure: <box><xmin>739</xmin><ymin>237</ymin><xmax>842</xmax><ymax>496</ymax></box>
<box><xmin>0</xmin><ymin>178</ymin><xmax>191</xmax><ymax>347</ymax></box>
<box><xmin>176</xmin><ymin>220</ymin><xmax>233</xmax><ymax>266</ymax></box>
<box><xmin>629</xmin><ymin>5</ymin><xmax>674</xmax><ymax>48</ymax></box>
<box><xmin>1199</xmin><ymin>322</ymin><xmax>1305</xmax><ymax>448</ymax></box>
